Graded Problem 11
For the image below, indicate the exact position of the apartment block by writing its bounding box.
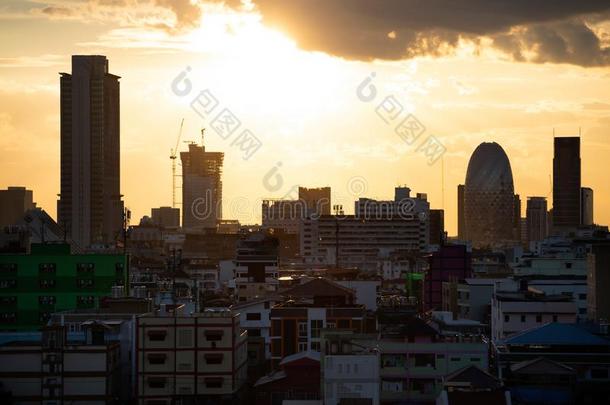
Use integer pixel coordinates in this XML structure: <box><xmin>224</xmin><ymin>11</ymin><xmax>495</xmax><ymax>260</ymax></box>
<box><xmin>136</xmin><ymin>309</ymin><xmax>247</xmax><ymax>404</ymax></box>
<box><xmin>0</xmin><ymin>243</ymin><xmax>128</xmax><ymax>331</ymax></box>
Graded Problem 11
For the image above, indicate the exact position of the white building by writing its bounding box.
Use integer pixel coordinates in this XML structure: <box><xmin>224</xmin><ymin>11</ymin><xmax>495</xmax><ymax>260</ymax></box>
<box><xmin>321</xmin><ymin>331</ymin><xmax>380</xmax><ymax>405</ymax></box>
<box><xmin>491</xmin><ymin>288</ymin><xmax>577</xmax><ymax>342</ymax></box>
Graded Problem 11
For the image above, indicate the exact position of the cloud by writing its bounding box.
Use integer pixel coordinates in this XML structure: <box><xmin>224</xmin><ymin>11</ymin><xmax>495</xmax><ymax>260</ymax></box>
<box><xmin>236</xmin><ymin>0</ymin><xmax>610</xmax><ymax>66</ymax></box>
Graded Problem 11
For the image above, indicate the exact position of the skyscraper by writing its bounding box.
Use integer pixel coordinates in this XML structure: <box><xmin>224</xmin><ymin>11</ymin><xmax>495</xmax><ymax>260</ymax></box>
<box><xmin>513</xmin><ymin>194</ymin><xmax>522</xmax><ymax>241</ymax></box>
<box><xmin>57</xmin><ymin>55</ymin><xmax>123</xmax><ymax>248</ymax></box>
<box><xmin>553</xmin><ymin>137</ymin><xmax>581</xmax><ymax>230</ymax></box>
<box><xmin>457</xmin><ymin>184</ymin><xmax>465</xmax><ymax>240</ymax></box>
<box><xmin>464</xmin><ymin>142</ymin><xmax>515</xmax><ymax>247</ymax></box>
<box><xmin>181</xmin><ymin>141</ymin><xmax>224</xmax><ymax>229</ymax></box>
<box><xmin>526</xmin><ymin>197</ymin><xmax>548</xmax><ymax>244</ymax></box>
<box><xmin>581</xmin><ymin>187</ymin><xmax>594</xmax><ymax>226</ymax></box>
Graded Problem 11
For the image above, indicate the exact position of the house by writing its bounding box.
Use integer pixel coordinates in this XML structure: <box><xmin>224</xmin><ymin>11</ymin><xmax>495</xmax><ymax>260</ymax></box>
<box><xmin>436</xmin><ymin>365</ymin><xmax>511</xmax><ymax>405</ymax></box>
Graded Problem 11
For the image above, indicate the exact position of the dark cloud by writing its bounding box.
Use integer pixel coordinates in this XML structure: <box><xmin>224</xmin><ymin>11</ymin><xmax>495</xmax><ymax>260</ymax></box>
<box><xmin>235</xmin><ymin>0</ymin><xmax>610</xmax><ymax>66</ymax></box>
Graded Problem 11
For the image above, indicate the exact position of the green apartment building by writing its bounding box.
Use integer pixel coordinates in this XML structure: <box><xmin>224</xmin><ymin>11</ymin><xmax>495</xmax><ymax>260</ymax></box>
<box><xmin>0</xmin><ymin>243</ymin><xmax>128</xmax><ymax>331</ymax></box>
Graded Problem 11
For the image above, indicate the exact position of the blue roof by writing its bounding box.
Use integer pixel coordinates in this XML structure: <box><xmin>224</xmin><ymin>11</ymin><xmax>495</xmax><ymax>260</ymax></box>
<box><xmin>503</xmin><ymin>323</ymin><xmax>610</xmax><ymax>346</ymax></box>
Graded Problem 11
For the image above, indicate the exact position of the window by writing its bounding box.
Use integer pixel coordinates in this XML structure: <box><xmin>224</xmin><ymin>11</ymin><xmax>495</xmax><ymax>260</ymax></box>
<box><xmin>39</xmin><ymin>279</ymin><xmax>55</xmax><ymax>289</ymax></box>
<box><xmin>0</xmin><ymin>263</ymin><xmax>17</xmax><ymax>273</ymax></box>
<box><xmin>536</xmin><ymin>314</ymin><xmax>542</xmax><ymax>323</ymax></box>
<box><xmin>311</xmin><ymin>341</ymin><xmax>321</xmax><ymax>352</ymax></box>
<box><xmin>204</xmin><ymin>353</ymin><xmax>224</xmax><ymax>365</ymax></box>
<box><xmin>450</xmin><ymin>357</ymin><xmax>461</xmax><ymax>362</ymax></box>
<box><xmin>0</xmin><ymin>296</ymin><xmax>16</xmax><ymax>305</ymax></box>
<box><xmin>205</xmin><ymin>330</ymin><xmax>224</xmax><ymax>342</ymax></box>
<box><xmin>39</xmin><ymin>296</ymin><xmax>56</xmax><ymax>306</ymax></box>
<box><xmin>246</xmin><ymin>312</ymin><xmax>261</xmax><ymax>321</ymax></box>
<box><xmin>0</xmin><ymin>312</ymin><xmax>16</xmax><ymax>323</ymax></box>
<box><xmin>337</xmin><ymin>319</ymin><xmax>350</xmax><ymax>329</ymax></box>
<box><xmin>204</xmin><ymin>377</ymin><xmax>223</xmax><ymax>388</ymax></box>
<box><xmin>579</xmin><ymin>293</ymin><xmax>587</xmax><ymax>300</ymax></box>
<box><xmin>147</xmin><ymin>330</ymin><xmax>167</xmax><ymax>342</ymax></box>
<box><xmin>147</xmin><ymin>353</ymin><xmax>167</xmax><ymax>365</ymax></box>
<box><xmin>76</xmin><ymin>263</ymin><xmax>95</xmax><ymax>273</ymax></box>
<box><xmin>521</xmin><ymin>315</ymin><xmax>526</xmax><ymax>323</ymax></box>
<box><xmin>147</xmin><ymin>377</ymin><xmax>166</xmax><ymax>389</ymax></box>
<box><xmin>413</xmin><ymin>353</ymin><xmax>436</xmax><ymax>368</ymax></box>
<box><xmin>579</xmin><ymin>308</ymin><xmax>587</xmax><ymax>315</ymax></box>
<box><xmin>38</xmin><ymin>263</ymin><xmax>56</xmax><ymax>274</ymax></box>
<box><xmin>246</xmin><ymin>328</ymin><xmax>261</xmax><ymax>337</ymax></box>
<box><xmin>504</xmin><ymin>315</ymin><xmax>510</xmax><ymax>322</ymax></box>
<box><xmin>311</xmin><ymin>320</ymin><xmax>323</xmax><ymax>338</ymax></box>
<box><xmin>0</xmin><ymin>279</ymin><xmax>17</xmax><ymax>289</ymax></box>
<box><xmin>76</xmin><ymin>279</ymin><xmax>94</xmax><ymax>288</ymax></box>
<box><xmin>298</xmin><ymin>322</ymin><xmax>307</xmax><ymax>337</ymax></box>
<box><xmin>470</xmin><ymin>357</ymin><xmax>481</xmax><ymax>362</ymax></box>
<box><xmin>298</xmin><ymin>342</ymin><xmax>308</xmax><ymax>352</ymax></box>
<box><xmin>77</xmin><ymin>296</ymin><xmax>95</xmax><ymax>307</ymax></box>
<box><xmin>552</xmin><ymin>315</ymin><xmax>558</xmax><ymax>322</ymax></box>
<box><xmin>115</xmin><ymin>263</ymin><xmax>124</xmax><ymax>274</ymax></box>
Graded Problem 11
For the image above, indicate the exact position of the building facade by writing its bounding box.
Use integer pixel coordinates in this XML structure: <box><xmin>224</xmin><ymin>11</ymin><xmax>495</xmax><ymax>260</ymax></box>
<box><xmin>553</xmin><ymin>137</ymin><xmax>581</xmax><ymax>231</ymax></box>
<box><xmin>58</xmin><ymin>55</ymin><xmax>123</xmax><ymax>248</ymax></box>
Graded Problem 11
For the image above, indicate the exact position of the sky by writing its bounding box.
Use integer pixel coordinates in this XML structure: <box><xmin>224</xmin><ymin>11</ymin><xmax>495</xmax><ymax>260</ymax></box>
<box><xmin>1</xmin><ymin>0</ymin><xmax>610</xmax><ymax>235</ymax></box>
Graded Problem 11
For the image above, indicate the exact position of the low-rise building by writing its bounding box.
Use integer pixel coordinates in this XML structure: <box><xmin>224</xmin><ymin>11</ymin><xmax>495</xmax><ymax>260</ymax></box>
<box><xmin>491</xmin><ymin>287</ymin><xmax>577</xmax><ymax>342</ymax></box>
<box><xmin>0</xmin><ymin>324</ymin><xmax>122</xmax><ymax>404</ymax></box>
<box><xmin>136</xmin><ymin>308</ymin><xmax>248</xmax><ymax>404</ymax></box>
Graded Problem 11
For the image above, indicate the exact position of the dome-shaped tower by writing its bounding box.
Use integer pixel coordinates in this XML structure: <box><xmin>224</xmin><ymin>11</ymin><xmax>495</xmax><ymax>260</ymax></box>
<box><xmin>464</xmin><ymin>142</ymin><xmax>515</xmax><ymax>247</ymax></box>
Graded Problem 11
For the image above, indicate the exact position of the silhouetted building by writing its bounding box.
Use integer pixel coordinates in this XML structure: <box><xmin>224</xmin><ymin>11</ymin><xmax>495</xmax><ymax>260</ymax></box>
<box><xmin>513</xmin><ymin>194</ymin><xmax>521</xmax><ymax>241</ymax></box>
<box><xmin>553</xmin><ymin>137</ymin><xmax>581</xmax><ymax>231</ymax></box>
<box><xmin>424</xmin><ymin>244</ymin><xmax>472</xmax><ymax>311</ymax></box>
<box><xmin>429</xmin><ymin>209</ymin><xmax>445</xmax><ymax>245</ymax></box>
<box><xmin>0</xmin><ymin>187</ymin><xmax>36</xmax><ymax>228</ymax></box>
<box><xmin>587</xmin><ymin>243</ymin><xmax>610</xmax><ymax>322</ymax></box>
<box><xmin>262</xmin><ymin>187</ymin><xmax>331</xmax><ymax>234</ymax></box>
<box><xmin>57</xmin><ymin>55</ymin><xmax>123</xmax><ymax>248</ymax></box>
<box><xmin>457</xmin><ymin>184</ymin><xmax>465</xmax><ymax>240</ymax></box>
<box><xmin>151</xmin><ymin>206</ymin><xmax>180</xmax><ymax>228</ymax></box>
<box><xmin>181</xmin><ymin>141</ymin><xmax>224</xmax><ymax>229</ymax></box>
<box><xmin>581</xmin><ymin>187</ymin><xmax>594</xmax><ymax>226</ymax></box>
<box><xmin>299</xmin><ymin>186</ymin><xmax>331</xmax><ymax>216</ymax></box>
<box><xmin>526</xmin><ymin>197</ymin><xmax>548</xmax><ymax>245</ymax></box>
<box><xmin>464</xmin><ymin>142</ymin><xmax>515</xmax><ymax>246</ymax></box>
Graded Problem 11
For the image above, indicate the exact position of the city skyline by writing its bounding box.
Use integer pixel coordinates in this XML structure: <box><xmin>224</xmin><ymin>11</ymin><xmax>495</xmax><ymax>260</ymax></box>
<box><xmin>1</xmin><ymin>1</ymin><xmax>610</xmax><ymax>235</ymax></box>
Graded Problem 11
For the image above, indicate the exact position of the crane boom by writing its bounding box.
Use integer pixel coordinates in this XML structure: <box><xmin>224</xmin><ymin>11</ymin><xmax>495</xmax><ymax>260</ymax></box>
<box><xmin>170</xmin><ymin>118</ymin><xmax>184</xmax><ymax>209</ymax></box>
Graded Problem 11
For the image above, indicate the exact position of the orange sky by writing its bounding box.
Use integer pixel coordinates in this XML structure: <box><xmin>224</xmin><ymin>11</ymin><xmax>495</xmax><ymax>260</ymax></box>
<box><xmin>1</xmin><ymin>1</ymin><xmax>609</xmax><ymax>235</ymax></box>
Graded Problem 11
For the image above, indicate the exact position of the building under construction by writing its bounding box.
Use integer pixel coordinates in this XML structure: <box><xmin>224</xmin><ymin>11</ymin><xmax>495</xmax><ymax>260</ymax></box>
<box><xmin>180</xmin><ymin>139</ymin><xmax>224</xmax><ymax>230</ymax></box>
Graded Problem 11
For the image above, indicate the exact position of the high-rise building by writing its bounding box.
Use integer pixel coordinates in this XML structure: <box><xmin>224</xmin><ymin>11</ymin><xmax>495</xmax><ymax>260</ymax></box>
<box><xmin>587</xmin><ymin>244</ymin><xmax>610</xmax><ymax>322</ymax></box>
<box><xmin>581</xmin><ymin>187</ymin><xmax>594</xmax><ymax>226</ymax></box>
<box><xmin>513</xmin><ymin>194</ymin><xmax>522</xmax><ymax>241</ymax></box>
<box><xmin>526</xmin><ymin>197</ymin><xmax>548</xmax><ymax>244</ymax></box>
<box><xmin>553</xmin><ymin>137</ymin><xmax>581</xmax><ymax>230</ymax></box>
<box><xmin>0</xmin><ymin>186</ymin><xmax>36</xmax><ymax>228</ymax></box>
<box><xmin>464</xmin><ymin>142</ymin><xmax>515</xmax><ymax>247</ymax></box>
<box><xmin>151</xmin><ymin>206</ymin><xmax>180</xmax><ymax>228</ymax></box>
<box><xmin>457</xmin><ymin>184</ymin><xmax>465</xmax><ymax>240</ymax></box>
<box><xmin>298</xmin><ymin>186</ymin><xmax>331</xmax><ymax>216</ymax></box>
<box><xmin>57</xmin><ymin>55</ymin><xmax>123</xmax><ymax>248</ymax></box>
<box><xmin>180</xmin><ymin>141</ymin><xmax>224</xmax><ymax>229</ymax></box>
<box><xmin>429</xmin><ymin>209</ymin><xmax>445</xmax><ymax>245</ymax></box>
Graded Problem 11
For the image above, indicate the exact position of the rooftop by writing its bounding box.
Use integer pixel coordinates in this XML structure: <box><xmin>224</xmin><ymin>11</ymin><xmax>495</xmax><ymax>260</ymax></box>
<box><xmin>502</xmin><ymin>323</ymin><xmax>610</xmax><ymax>346</ymax></box>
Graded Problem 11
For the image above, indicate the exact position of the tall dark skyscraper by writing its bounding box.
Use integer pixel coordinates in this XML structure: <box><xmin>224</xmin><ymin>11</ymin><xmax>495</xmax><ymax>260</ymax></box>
<box><xmin>57</xmin><ymin>55</ymin><xmax>123</xmax><ymax>248</ymax></box>
<box><xmin>553</xmin><ymin>137</ymin><xmax>581</xmax><ymax>231</ymax></box>
<box><xmin>457</xmin><ymin>184</ymin><xmax>465</xmax><ymax>240</ymax></box>
<box><xmin>464</xmin><ymin>142</ymin><xmax>515</xmax><ymax>247</ymax></box>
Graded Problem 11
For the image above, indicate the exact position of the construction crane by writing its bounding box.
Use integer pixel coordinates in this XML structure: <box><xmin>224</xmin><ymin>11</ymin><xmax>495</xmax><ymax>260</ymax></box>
<box><xmin>170</xmin><ymin>119</ymin><xmax>184</xmax><ymax>208</ymax></box>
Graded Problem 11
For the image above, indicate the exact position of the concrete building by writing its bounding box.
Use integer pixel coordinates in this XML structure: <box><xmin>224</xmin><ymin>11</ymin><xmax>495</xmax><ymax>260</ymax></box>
<box><xmin>233</xmin><ymin>232</ymin><xmax>279</xmax><ymax>302</ymax></box>
<box><xmin>526</xmin><ymin>197</ymin><xmax>548</xmax><ymax>246</ymax></box>
<box><xmin>180</xmin><ymin>141</ymin><xmax>224</xmax><ymax>230</ymax></box>
<box><xmin>491</xmin><ymin>288</ymin><xmax>577</xmax><ymax>342</ymax></box>
<box><xmin>0</xmin><ymin>186</ymin><xmax>36</xmax><ymax>229</ymax></box>
<box><xmin>321</xmin><ymin>331</ymin><xmax>380</xmax><ymax>405</ymax></box>
<box><xmin>0</xmin><ymin>325</ymin><xmax>122</xmax><ymax>404</ymax></box>
<box><xmin>261</xmin><ymin>187</ymin><xmax>330</xmax><ymax>235</ymax></box>
<box><xmin>581</xmin><ymin>187</ymin><xmax>594</xmax><ymax>226</ymax></box>
<box><xmin>429</xmin><ymin>209</ymin><xmax>445</xmax><ymax>246</ymax></box>
<box><xmin>553</xmin><ymin>137</ymin><xmax>581</xmax><ymax>231</ymax></box>
<box><xmin>151</xmin><ymin>206</ymin><xmax>180</xmax><ymax>229</ymax></box>
<box><xmin>136</xmin><ymin>309</ymin><xmax>247</xmax><ymax>404</ymax></box>
<box><xmin>424</xmin><ymin>244</ymin><xmax>472</xmax><ymax>312</ymax></box>
<box><xmin>0</xmin><ymin>243</ymin><xmax>128</xmax><ymax>331</ymax></box>
<box><xmin>58</xmin><ymin>55</ymin><xmax>123</xmax><ymax>248</ymax></box>
<box><xmin>270</xmin><ymin>279</ymin><xmax>366</xmax><ymax>367</ymax></box>
<box><xmin>587</xmin><ymin>243</ymin><xmax>610</xmax><ymax>322</ymax></box>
